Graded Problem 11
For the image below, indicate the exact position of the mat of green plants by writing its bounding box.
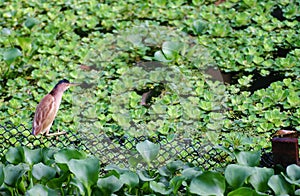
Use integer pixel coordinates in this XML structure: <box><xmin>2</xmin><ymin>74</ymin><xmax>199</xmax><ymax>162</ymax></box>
<box><xmin>1</xmin><ymin>146</ymin><xmax>300</xmax><ymax>195</ymax></box>
<box><xmin>1</xmin><ymin>0</ymin><xmax>299</xmax><ymax>149</ymax></box>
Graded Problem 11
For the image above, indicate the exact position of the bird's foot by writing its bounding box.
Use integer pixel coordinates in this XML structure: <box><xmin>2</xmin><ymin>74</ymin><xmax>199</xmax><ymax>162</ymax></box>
<box><xmin>46</xmin><ymin>131</ymin><xmax>66</xmax><ymax>137</ymax></box>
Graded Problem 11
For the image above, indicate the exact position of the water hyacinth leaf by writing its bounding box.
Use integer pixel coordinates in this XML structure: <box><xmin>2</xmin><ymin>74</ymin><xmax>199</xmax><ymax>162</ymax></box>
<box><xmin>158</xmin><ymin>166</ymin><xmax>172</xmax><ymax>177</ymax></box>
<box><xmin>150</xmin><ymin>181</ymin><xmax>172</xmax><ymax>195</ymax></box>
<box><xmin>190</xmin><ymin>171</ymin><xmax>225</xmax><ymax>196</ymax></box>
<box><xmin>249</xmin><ymin>167</ymin><xmax>274</xmax><ymax>192</ymax></box>
<box><xmin>47</xmin><ymin>171</ymin><xmax>70</xmax><ymax>189</ymax></box>
<box><xmin>120</xmin><ymin>171</ymin><xmax>139</xmax><ymax>188</ymax></box>
<box><xmin>97</xmin><ymin>175</ymin><xmax>123</xmax><ymax>194</ymax></box>
<box><xmin>3</xmin><ymin>48</ymin><xmax>22</xmax><ymax>65</ymax></box>
<box><xmin>154</xmin><ymin>51</ymin><xmax>172</xmax><ymax>62</ymax></box>
<box><xmin>225</xmin><ymin>164</ymin><xmax>253</xmax><ymax>188</ymax></box>
<box><xmin>5</xmin><ymin>146</ymin><xmax>24</xmax><ymax>164</ymax></box>
<box><xmin>25</xmin><ymin>184</ymin><xmax>59</xmax><ymax>196</ymax></box>
<box><xmin>228</xmin><ymin>187</ymin><xmax>262</xmax><ymax>196</ymax></box>
<box><xmin>161</xmin><ymin>41</ymin><xmax>182</xmax><ymax>59</ymax></box>
<box><xmin>68</xmin><ymin>157</ymin><xmax>100</xmax><ymax>188</ymax></box>
<box><xmin>32</xmin><ymin>163</ymin><xmax>56</xmax><ymax>181</ymax></box>
<box><xmin>105</xmin><ymin>164</ymin><xmax>129</xmax><ymax>174</ymax></box>
<box><xmin>170</xmin><ymin>176</ymin><xmax>185</xmax><ymax>194</ymax></box>
<box><xmin>137</xmin><ymin>170</ymin><xmax>156</xmax><ymax>181</ymax></box>
<box><xmin>166</xmin><ymin>160</ymin><xmax>185</xmax><ymax>174</ymax></box>
<box><xmin>24</xmin><ymin>17</ymin><xmax>39</xmax><ymax>29</ymax></box>
<box><xmin>0</xmin><ymin>163</ymin><xmax>4</xmax><ymax>186</ymax></box>
<box><xmin>181</xmin><ymin>167</ymin><xmax>202</xmax><ymax>181</ymax></box>
<box><xmin>4</xmin><ymin>164</ymin><xmax>29</xmax><ymax>187</ymax></box>
<box><xmin>54</xmin><ymin>148</ymin><xmax>86</xmax><ymax>164</ymax></box>
<box><xmin>70</xmin><ymin>177</ymin><xmax>87</xmax><ymax>195</ymax></box>
<box><xmin>24</xmin><ymin>147</ymin><xmax>42</xmax><ymax>165</ymax></box>
<box><xmin>282</xmin><ymin>164</ymin><xmax>300</xmax><ymax>186</ymax></box>
<box><xmin>268</xmin><ymin>175</ymin><xmax>293</xmax><ymax>195</ymax></box>
<box><xmin>234</xmin><ymin>151</ymin><xmax>260</xmax><ymax>167</ymax></box>
<box><xmin>136</xmin><ymin>140</ymin><xmax>160</xmax><ymax>164</ymax></box>
<box><xmin>42</xmin><ymin>148</ymin><xmax>57</xmax><ymax>165</ymax></box>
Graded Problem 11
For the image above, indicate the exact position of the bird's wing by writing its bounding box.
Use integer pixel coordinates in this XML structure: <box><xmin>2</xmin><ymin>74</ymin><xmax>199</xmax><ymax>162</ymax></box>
<box><xmin>32</xmin><ymin>94</ymin><xmax>57</xmax><ymax>135</ymax></box>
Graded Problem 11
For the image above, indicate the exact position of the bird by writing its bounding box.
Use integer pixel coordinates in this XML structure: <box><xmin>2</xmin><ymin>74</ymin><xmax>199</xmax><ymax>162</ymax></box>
<box><xmin>32</xmin><ymin>79</ymin><xmax>79</xmax><ymax>136</ymax></box>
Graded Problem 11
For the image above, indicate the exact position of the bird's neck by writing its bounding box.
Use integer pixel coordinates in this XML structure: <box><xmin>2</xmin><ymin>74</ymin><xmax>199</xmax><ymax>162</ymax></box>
<box><xmin>50</xmin><ymin>87</ymin><xmax>65</xmax><ymax>101</ymax></box>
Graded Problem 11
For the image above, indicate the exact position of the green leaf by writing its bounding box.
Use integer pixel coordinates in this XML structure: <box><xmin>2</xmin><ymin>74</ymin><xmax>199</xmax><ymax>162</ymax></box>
<box><xmin>154</xmin><ymin>51</ymin><xmax>172</xmax><ymax>62</ymax></box>
<box><xmin>161</xmin><ymin>41</ymin><xmax>182</xmax><ymax>59</ymax></box>
<box><xmin>24</xmin><ymin>17</ymin><xmax>39</xmax><ymax>29</ymax></box>
<box><xmin>193</xmin><ymin>20</ymin><xmax>207</xmax><ymax>34</ymax></box>
<box><xmin>68</xmin><ymin>157</ymin><xmax>99</xmax><ymax>188</ymax></box>
<box><xmin>150</xmin><ymin>181</ymin><xmax>172</xmax><ymax>195</ymax></box>
<box><xmin>137</xmin><ymin>170</ymin><xmax>156</xmax><ymax>181</ymax></box>
<box><xmin>158</xmin><ymin>166</ymin><xmax>172</xmax><ymax>177</ymax></box>
<box><xmin>0</xmin><ymin>163</ymin><xmax>4</xmax><ymax>186</ymax></box>
<box><xmin>97</xmin><ymin>175</ymin><xmax>123</xmax><ymax>194</ymax></box>
<box><xmin>166</xmin><ymin>160</ymin><xmax>184</xmax><ymax>174</ymax></box>
<box><xmin>47</xmin><ymin>171</ymin><xmax>70</xmax><ymax>189</ymax></box>
<box><xmin>190</xmin><ymin>171</ymin><xmax>225</xmax><ymax>195</ymax></box>
<box><xmin>70</xmin><ymin>177</ymin><xmax>87</xmax><ymax>195</ymax></box>
<box><xmin>5</xmin><ymin>146</ymin><xmax>24</xmax><ymax>164</ymax></box>
<box><xmin>2</xmin><ymin>28</ymin><xmax>11</xmax><ymax>36</ymax></box>
<box><xmin>17</xmin><ymin>37</ymin><xmax>32</xmax><ymax>53</ymax></box>
<box><xmin>105</xmin><ymin>164</ymin><xmax>129</xmax><ymax>174</ymax></box>
<box><xmin>235</xmin><ymin>151</ymin><xmax>260</xmax><ymax>166</ymax></box>
<box><xmin>228</xmin><ymin>187</ymin><xmax>262</xmax><ymax>196</ymax></box>
<box><xmin>32</xmin><ymin>163</ymin><xmax>56</xmax><ymax>181</ymax></box>
<box><xmin>268</xmin><ymin>175</ymin><xmax>293</xmax><ymax>195</ymax></box>
<box><xmin>54</xmin><ymin>148</ymin><xmax>86</xmax><ymax>164</ymax></box>
<box><xmin>41</xmin><ymin>148</ymin><xmax>57</xmax><ymax>165</ymax></box>
<box><xmin>24</xmin><ymin>147</ymin><xmax>42</xmax><ymax>165</ymax></box>
<box><xmin>4</xmin><ymin>164</ymin><xmax>29</xmax><ymax>187</ymax></box>
<box><xmin>249</xmin><ymin>167</ymin><xmax>274</xmax><ymax>193</ymax></box>
<box><xmin>181</xmin><ymin>167</ymin><xmax>202</xmax><ymax>181</ymax></box>
<box><xmin>282</xmin><ymin>164</ymin><xmax>300</xmax><ymax>186</ymax></box>
<box><xmin>120</xmin><ymin>171</ymin><xmax>139</xmax><ymax>188</ymax></box>
<box><xmin>136</xmin><ymin>140</ymin><xmax>160</xmax><ymax>164</ymax></box>
<box><xmin>170</xmin><ymin>176</ymin><xmax>185</xmax><ymax>194</ymax></box>
<box><xmin>225</xmin><ymin>164</ymin><xmax>253</xmax><ymax>188</ymax></box>
<box><xmin>25</xmin><ymin>184</ymin><xmax>59</xmax><ymax>196</ymax></box>
<box><xmin>3</xmin><ymin>48</ymin><xmax>22</xmax><ymax>65</ymax></box>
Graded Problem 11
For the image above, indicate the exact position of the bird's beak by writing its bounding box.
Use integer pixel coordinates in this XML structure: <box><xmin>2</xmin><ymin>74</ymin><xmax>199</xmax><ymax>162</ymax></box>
<box><xmin>69</xmin><ymin>83</ymin><xmax>80</xmax><ymax>87</ymax></box>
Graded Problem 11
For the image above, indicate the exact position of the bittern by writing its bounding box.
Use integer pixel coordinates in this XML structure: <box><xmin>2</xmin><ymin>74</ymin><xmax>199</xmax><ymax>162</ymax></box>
<box><xmin>32</xmin><ymin>79</ymin><xmax>78</xmax><ymax>136</ymax></box>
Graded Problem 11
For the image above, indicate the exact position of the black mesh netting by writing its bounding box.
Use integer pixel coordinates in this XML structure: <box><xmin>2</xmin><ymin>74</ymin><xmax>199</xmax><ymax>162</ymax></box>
<box><xmin>0</xmin><ymin>122</ymin><xmax>273</xmax><ymax>170</ymax></box>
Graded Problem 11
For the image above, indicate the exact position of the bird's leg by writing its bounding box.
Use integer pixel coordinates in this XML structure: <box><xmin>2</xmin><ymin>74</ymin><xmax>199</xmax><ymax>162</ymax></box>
<box><xmin>46</xmin><ymin>131</ymin><xmax>66</xmax><ymax>137</ymax></box>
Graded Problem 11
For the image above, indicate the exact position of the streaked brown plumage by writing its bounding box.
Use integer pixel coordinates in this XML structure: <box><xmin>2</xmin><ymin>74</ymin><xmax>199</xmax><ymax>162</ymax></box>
<box><xmin>32</xmin><ymin>79</ymin><xmax>78</xmax><ymax>136</ymax></box>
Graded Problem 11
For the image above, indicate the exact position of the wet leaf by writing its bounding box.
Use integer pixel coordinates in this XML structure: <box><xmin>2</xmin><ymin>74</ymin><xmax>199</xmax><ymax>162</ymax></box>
<box><xmin>225</xmin><ymin>164</ymin><xmax>253</xmax><ymax>188</ymax></box>
<box><xmin>3</xmin><ymin>48</ymin><xmax>22</xmax><ymax>65</ymax></box>
<box><xmin>190</xmin><ymin>171</ymin><xmax>225</xmax><ymax>195</ymax></box>
<box><xmin>4</xmin><ymin>163</ymin><xmax>29</xmax><ymax>187</ymax></box>
<box><xmin>5</xmin><ymin>146</ymin><xmax>24</xmax><ymax>164</ymax></box>
<box><xmin>25</xmin><ymin>184</ymin><xmax>59</xmax><ymax>196</ymax></box>
<box><xmin>150</xmin><ymin>181</ymin><xmax>172</xmax><ymax>195</ymax></box>
<box><xmin>32</xmin><ymin>163</ymin><xmax>56</xmax><ymax>181</ymax></box>
<box><xmin>97</xmin><ymin>175</ymin><xmax>123</xmax><ymax>194</ymax></box>
<box><xmin>136</xmin><ymin>140</ymin><xmax>160</xmax><ymax>164</ymax></box>
<box><xmin>234</xmin><ymin>151</ymin><xmax>260</xmax><ymax>167</ymax></box>
<box><xmin>68</xmin><ymin>157</ymin><xmax>99</xmax><ymax>188</ymax></box>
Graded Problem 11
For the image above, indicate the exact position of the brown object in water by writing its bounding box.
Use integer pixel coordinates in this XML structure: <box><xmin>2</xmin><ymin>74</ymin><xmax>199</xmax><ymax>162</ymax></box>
<box><xmin>272</xmin><ymin>136</ymin><xmax>299</xmax><ymax>167</ymax></box>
